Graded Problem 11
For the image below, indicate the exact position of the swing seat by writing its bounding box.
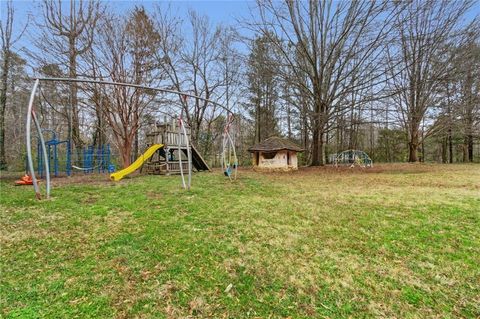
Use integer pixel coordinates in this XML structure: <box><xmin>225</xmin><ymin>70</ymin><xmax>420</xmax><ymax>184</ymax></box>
<box><xmin>224</xmin><ymin>166</ymin><xmax>231</xmax><ymax>177</ymax></box>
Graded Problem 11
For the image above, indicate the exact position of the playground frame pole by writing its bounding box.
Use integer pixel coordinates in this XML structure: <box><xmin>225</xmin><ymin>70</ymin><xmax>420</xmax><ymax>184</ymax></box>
<box><xmin>33</xmin><ymin>111</ymin><xmax>51</xmax><ymax>196</ymax></box>
<box><xmin>178</xmin><ymin>118</ymin><xmax>186</xmax><ymax>190</ymax></box>
<box><xmin>26</xmin><ymin>77</ymin><xmax>232</xmax><ymax>199</ymax></box>
<box><xmin>34</xmin><ymin>77</ymin><xmax>232</xmax><ymax>113</ymax></box>
<box><xmin>181</xmin><ymin>118</ymin><xmax>192</xmax><ymax>190</ymax></box>
<box><xmin>26</xmin><ymin>79</ymin><xmax>50</xmax><ymax>199</ymax></box>
<box><xmin>221</xmin><ymin>114</ymin><xmax>238</xmax><ymax>180</ymax></box>
<box><xmin>177</xmin><ymin>115</ymin><xmax>192</xmax><ymax>190</ymax></box>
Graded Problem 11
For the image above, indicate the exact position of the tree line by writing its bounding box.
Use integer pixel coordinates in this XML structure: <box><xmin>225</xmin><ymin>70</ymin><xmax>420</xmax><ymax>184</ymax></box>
<box><xmin>1</xmin><ymin>0</ymin><xmax>479</xmax><ymax>170</ymax></box>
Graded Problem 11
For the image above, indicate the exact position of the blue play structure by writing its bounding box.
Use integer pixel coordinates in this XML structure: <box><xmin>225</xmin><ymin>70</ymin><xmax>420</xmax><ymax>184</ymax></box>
<box><xmin>37</xmin><ymin>129</ymin><xmax>112</xmax><ymax>177</ymax></box>
<box><xmin>77</xmin><ymin>144</ymin><xmax>111</xmax><ymax>173</ymax></box>
<box><xmin>37</xmin><ymin>129</ymin><xmax>71</xmax><ymax>177</ymax></box>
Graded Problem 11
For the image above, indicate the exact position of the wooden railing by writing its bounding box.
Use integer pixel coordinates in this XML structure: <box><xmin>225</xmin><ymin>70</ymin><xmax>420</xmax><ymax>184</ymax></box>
<box><xmin>167</xmin><ymin>161</ymin><xmax>189</xmax><ymax>172</ymax></box>
<box><xmin>147</xmin><ymin>130</ymin><xmax>190</xmax><ymax>147</ymax></box>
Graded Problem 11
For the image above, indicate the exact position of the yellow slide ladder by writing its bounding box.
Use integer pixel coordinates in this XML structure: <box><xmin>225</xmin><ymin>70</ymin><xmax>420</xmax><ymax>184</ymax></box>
<box><xmin>110</xmin><ymin>144</ymin><xmax>164</xmax><ymax>181</ymax></box>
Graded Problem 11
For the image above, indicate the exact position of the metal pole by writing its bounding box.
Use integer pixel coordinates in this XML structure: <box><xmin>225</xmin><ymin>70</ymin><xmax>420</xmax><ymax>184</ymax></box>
<box><xmin>54</xmin><ymin>143</ymin><xmax>58</xmax><ymax>177</ymax></box>
<box><xmin>34</xmin><ymin>77</ymin><xmax>232</xmax><ymax>114</ymax></box>
<box><xmin>181</xmin><ymin>120</ymin><xmax>192</xmax><ymax>190</ymax></box>
<box><xmin>221</xmin><ymin>132</ymin><xmax>228</xmax><ymax>178</ymax></box>
<box><xmin>178</xmin><ymin>116</ymin><xmax>186</xmax><ymax>190</ymax></box>
<box><xmin>26</xmin><ymin>77</ymin><xmax>230</xmax><ymax>199</ymax></box>
<box><xmin>32</xmin><ymin>110</ymin><xmax>50</xmax><ymax>198</ymax></box>
<box><xmin>26</xmin><ymin>79</ymin><xmax>41</xmax><ymax>199</ymax></box>
<box><xmin>37</xmin><ymin>140</ymin><xmax>42</xmax><ymax>178</ymax></box>
<box><xmin>221</xmin><ymin>115</ymin><xmax>237</xmax><ymax>180</ymax></box>
<box><xmin>66</xmin><ymin>139</ymin><xmax>71</xmax><ymax>176</ymax></box>
<box><xmin>228</xmin><ymin>131</ymin><xmax>237</xmax><ymax>180</ymax></box>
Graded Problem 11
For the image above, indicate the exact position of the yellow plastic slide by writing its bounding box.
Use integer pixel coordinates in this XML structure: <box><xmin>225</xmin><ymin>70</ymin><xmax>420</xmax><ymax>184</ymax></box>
<box><xmin>110</xmin><ymin>144</ymin><xmax>164</xmax><ymax>181</ymax></box>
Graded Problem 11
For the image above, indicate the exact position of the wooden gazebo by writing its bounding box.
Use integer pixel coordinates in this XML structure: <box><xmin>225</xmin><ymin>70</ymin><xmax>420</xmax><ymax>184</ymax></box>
<box><xmin>248</xmin><ymin>137</ymin><xmax>303</xmax><ymax>171</ymax></box>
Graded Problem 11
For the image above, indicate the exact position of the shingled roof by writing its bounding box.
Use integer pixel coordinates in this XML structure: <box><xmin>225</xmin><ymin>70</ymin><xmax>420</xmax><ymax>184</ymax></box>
<box><xmin>248</xmin><ymin>136</ymin><xmax>304</xmax><ymax>152</ymax></box>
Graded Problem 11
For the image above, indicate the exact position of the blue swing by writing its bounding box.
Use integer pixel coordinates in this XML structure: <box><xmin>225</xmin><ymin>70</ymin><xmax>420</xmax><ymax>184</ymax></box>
<box><xmin>224</xmin><ymin>165</ymin><xmax>232</xmax><ymax>177</ymax></box>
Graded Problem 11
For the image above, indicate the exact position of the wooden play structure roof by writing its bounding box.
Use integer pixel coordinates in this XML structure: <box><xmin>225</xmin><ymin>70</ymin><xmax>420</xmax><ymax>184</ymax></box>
<box><xmin>248</xmin><ymin>136</ymin><xmax>304</xmax><ymax>152</ymax></box>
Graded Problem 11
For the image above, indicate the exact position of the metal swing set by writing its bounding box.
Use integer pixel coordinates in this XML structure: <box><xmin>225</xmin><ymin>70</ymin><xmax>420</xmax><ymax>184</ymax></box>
<box><xmin>25</xmin><ymin>77</ymin><xmax>238</xmax><ymax>200</ymax></box>
<box><xmin>221</xmin><ymin>114</ymin><xmax>238</xmax><ymax>180</ymax></box>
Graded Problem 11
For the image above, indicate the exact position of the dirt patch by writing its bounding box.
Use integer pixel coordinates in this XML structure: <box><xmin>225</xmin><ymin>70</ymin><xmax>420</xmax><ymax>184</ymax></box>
<box><xmin>50</xmin><ymin>174</ymin><xmax>113</xmax><ymax>186</ymax></box>
<box><xmin>249</xmin><ymin>163</ymin><xmax>437</xmax><ymax>177</ymax></box>
<box><xmin>0</xmin><ymin>171</ymin><xmax>115</xmax><ymax>186</ymax></box>
<box><xmin>0</xmin><ymin>171</ymin><xmax>26</xmax><ymax>182</ymax></box>
<box><xmin>81</xmin><ymin>192</ymin><xmax>100</xmax><ymax>204</ymax></box>
<box><xmin>146</xmin><ymin>191</ymin><xmax>163</xmax><ymax>200</ymax></box>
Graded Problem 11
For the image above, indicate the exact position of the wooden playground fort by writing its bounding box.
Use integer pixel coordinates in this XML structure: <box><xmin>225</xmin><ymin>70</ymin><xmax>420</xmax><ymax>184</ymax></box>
<box><xmin>143</xmin><ymin>119</ymin><xmax>210</xmax><ymax>175</ymax></box>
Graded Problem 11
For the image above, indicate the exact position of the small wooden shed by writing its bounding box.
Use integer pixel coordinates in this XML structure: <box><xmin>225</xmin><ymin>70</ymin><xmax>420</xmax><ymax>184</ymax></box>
<box><xmin>248</xmin><ymin>137</ymin><xmax>303</xmax><ymax>171</ymax></box>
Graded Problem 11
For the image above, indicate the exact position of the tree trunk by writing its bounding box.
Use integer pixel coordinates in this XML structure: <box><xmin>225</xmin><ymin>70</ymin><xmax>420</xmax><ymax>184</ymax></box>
<box><xmin>348</xmin><ymin>108</ymin><xmax>355</xmax><ymax>149</ymax></box>
<box><xmin>467</xmin><ymin>134</ymin><xmax>473</xmax><ymax>162</ymax></box>
<box><xmin>448</xmin><ymin>128</ymin><xmax>453</xmax><ymax>163</ymax></box>
<box><xmin>311</xmin><ymin>93</ymin><xmax>326</xmax><ymax>166</ymax></box>
<box><xmin>311</xmin><ymin>128</ymin><xmax>325</xmax><ymax>166</ymax></box>
<box><xmin>0</xmin><ymin>54</ymin><xmax>8</xmax><ymax>170</ymax></box>
<box><xmin>255</xmin><ymin>101</ymin><xmax>261</xmax><ymax>143</ymax></box>
<box><xmin>134</xmin><ymin>131</ymin><xmax>139</xmax><ymax>159</ymax></box>
<box><xmin>69</xmin><ymin>40</ymin><xmax>83</xmax><ymax>163</ymax></box>
<box><xmin>121</xmin><ymin>137</ymin><xmax>133</xmax><ymax>168</ymax></box>
<box><xmin>93</xmin><ymin>125</ymin><xmax>104</xmax><ymax>147</ymax></box>
<box><xmin>408</xmin><ymin>130</ymin><xmax>419</xmax><ymax>162</ymax></box>
<box><xmin>301</xmin><ymin>106</ymin><xmax>309</xmax><ymax>164</ymax></box>
<box><xmin>462</xmin><ymin>139</ymin><xmax>468</xmax><ymax>162</ymax></box>
<box><xmin>441</xmin><ymin>137</ymin><xmax>447</xmax><ymax>163</ymax></box>
<box><xmin>319</xmin><ymin>131</ymin><xmax>325</xmax><ymax>165</ymax></box>
<box><xmin>325</xmin><ymin>130</ymin><xmax>329</xmax><ymax>164</ymax></box>
<box><xmin>339</xmin><ymin>116</ymin><xmax>344</xmax><ymax>152</ymax></box>
<box><xmin>421</xmin><ymin>135</ymin><xmax>425</xmax><ymax>162</ymax></box>
<box><xmin>287</xmin><ymin>105</ymin><xmax>292</xmax><ymax>139</ymax></box>
<box><xmin>92</xmin><ymin>96</ymin><xmax>105</xmax><ymax>147</ymax></box>
<box><xmin>311</xmin><ymin>118</ymin><xmax>321</xmax><ymax>166</ymax></box>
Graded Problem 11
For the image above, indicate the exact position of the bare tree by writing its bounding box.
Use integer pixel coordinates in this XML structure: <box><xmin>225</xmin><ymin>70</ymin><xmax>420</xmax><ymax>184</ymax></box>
<box><xmin>457</xmin><ymin>37</ymin><xmax>480</xmax><ymax>162</ymax></box>
<box><xmin>184</xmin><ymin>11</ymin><xmax>222</xmax><ymax>143</ymax></box>
<box><xmin>31</xmin><ymin>0</ymin><xmax>100</xmax><ymax>159</ymax></box>
<box><xmin>0</xmin><ymin>0</ymin><xmax>27</xmax><ymax>169</ymax></box>
<box><xmin>386</xmin><ymin>0</ymin><xmax>474</xmax><ymax>162</ymax></box>
<box><xmin>3</xmin><ymin>53</ymin><xmax>30</xmax><ymax>169</ymax></box>
<box><xmin>251</xmin><ymin>0</ymin><xmax>400</xmax><ymax>165</ymax></box>
<box><xmin>205</xmin><ymin>26</ymin><xmax>242</xmax><ymax>158</ymax></box>
<box><xmin>246</xmin><ymin>34</ymin><xmax>281</xmax><ymax>143</ymax></box>
<box><xmin>155</xmin><ymin>8</ymin><xmax>232</xmax><ymax>148</ymax></box>
<box><xmin>94</xmin><ymin>8</ymin><xmax>161</xmax><ymax>167</ymax></box>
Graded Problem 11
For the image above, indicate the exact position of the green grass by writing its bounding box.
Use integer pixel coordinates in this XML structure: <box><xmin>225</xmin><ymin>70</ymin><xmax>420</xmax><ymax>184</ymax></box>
<box><xmin>1</xmin><ymin>164</ymin><xmax>479</xmax><ymax>318</ymax></box>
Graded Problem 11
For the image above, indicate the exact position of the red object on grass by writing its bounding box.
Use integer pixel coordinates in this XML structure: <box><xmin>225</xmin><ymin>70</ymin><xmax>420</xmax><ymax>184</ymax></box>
<box><xmin>15</xmin><ymin>175</ymin><xmax>34</xmax><ymax>186</ymax></box>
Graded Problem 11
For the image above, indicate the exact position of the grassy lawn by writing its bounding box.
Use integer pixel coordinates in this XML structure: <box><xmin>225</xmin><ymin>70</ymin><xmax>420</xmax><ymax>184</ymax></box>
<box><xmin>1</xmin><ymin>164</ymin><xmax>479</xmax><ymax>318</ymax></box>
